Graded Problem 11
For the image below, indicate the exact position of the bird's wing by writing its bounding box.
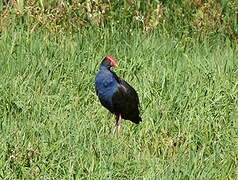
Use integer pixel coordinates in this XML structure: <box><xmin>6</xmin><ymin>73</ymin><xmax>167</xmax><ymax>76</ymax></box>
<box><xmin>118</xmin><ymin>78</ymin><xmax>140</xmax><ymax>105</ymax></box>
<box><xmin>111</xmin><ymin>76</ymin><xmax>141</xmax><ymax>123</ymax></box>
<box><xmin>111</xmin><ymin>70</ymin><xmax>140</xmax><ymax>104</ymax></box>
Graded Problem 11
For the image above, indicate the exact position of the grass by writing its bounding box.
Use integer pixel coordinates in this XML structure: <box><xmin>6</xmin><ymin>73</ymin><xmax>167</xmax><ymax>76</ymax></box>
<box><xmin>0</xmin><ymin>27</ymin><xmax>238</xmax><ymax>179</ymax></box>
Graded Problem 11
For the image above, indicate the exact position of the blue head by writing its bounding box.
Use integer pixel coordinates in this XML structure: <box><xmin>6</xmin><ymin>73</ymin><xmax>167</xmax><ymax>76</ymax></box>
<box><xmin>100</xmin><ymin>56</ymin><xmax>118</xmax><ymax>69</ymax></box>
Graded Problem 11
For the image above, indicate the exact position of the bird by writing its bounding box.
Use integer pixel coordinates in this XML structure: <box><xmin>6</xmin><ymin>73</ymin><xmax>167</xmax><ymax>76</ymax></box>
<box><xmin>95</xmin><ymin>56</ymin><xmax>142</xmax><ymax>134</ymax></box>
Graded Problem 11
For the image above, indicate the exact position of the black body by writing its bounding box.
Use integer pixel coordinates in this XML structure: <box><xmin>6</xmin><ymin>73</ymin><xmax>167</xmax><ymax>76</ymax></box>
<box><xmin>111</xmin><ymin>73</ymin><xmax>142</xmax><ymax>124</ymax></box>
<box><xmin>95</xmin><ymin>57</ymin><xmax>142</xmax><ymax>124</ymax></box>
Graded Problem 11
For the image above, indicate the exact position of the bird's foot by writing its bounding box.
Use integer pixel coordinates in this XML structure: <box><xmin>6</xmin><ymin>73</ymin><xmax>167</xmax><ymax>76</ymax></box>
<box><xmin>112</xmin><ymin>125</ymin><xmax>121</xmax><ymax>135</ymax></box>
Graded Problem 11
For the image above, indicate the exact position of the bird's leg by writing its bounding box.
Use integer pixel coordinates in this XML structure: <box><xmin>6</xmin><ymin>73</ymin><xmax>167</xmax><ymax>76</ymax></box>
<box><xmin>113</xmin><ymin>114</ymin><xmax>122</xmax><ymax>135</ymax></box>
<box><xmin>116</xmin><ymin>114</ymin><xmax>122</xmax><ymax>132</ymax></box>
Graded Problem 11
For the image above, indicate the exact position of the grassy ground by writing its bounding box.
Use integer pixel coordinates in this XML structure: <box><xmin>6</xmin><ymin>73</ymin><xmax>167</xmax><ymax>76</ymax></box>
<box><xmin>0</xmin><ymin>28</ymin><xmax>238</xmax><ymax>179</ymax></box>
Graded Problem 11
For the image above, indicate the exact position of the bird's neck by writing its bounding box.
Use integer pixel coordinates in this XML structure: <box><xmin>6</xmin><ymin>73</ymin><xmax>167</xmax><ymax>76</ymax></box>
<box><xmin>100</xmin><ymin>65</ymin><xmax>111</xmax><ymax>71</ymax></box>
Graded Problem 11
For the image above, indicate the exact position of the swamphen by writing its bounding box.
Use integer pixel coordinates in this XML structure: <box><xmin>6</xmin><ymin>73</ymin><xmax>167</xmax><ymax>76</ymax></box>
<box><xmin>95</xmin><ymin>56</ymin><xmax>142</xmax><ymax>134</ymax></box>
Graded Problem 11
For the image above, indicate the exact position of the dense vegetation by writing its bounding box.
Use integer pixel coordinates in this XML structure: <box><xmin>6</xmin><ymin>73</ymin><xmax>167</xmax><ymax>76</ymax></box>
<box><xmin>1</xmin><ymin>0</ymin><xmax>238</xmax><ymax>40</ymax></box>
<box><xmin>0</xmin><ymin>0</ymin><xmax>238</xmax><ymax>179</ymax></box>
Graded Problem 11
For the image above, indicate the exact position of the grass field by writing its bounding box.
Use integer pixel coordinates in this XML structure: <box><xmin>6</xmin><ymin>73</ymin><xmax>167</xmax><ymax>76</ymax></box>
<box><xmin>0</xmin><ymin>28</ymin><xmax>238</xmax><ymax>179</ymax></box>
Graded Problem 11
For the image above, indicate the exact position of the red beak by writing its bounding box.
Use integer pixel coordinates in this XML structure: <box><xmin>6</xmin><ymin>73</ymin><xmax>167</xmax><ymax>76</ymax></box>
<box><xmin>112</xmin><ymin>61</ymin><xmax>118</xmax><ymax>67</ymax></box>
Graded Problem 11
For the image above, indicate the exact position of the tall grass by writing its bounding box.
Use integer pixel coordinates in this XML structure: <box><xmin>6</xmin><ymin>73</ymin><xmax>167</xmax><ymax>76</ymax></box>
<box><xmin>0</xmin><ymin>27</ymin><xmax>237</xmax><ymax>178</ymax></box>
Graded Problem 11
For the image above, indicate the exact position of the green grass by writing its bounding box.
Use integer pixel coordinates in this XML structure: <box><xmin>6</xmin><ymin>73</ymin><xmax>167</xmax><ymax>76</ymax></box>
<box><xmin>0</xmin><ymin>28</ymin><xmax>238</xmax><ymax>179</ymax></box>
